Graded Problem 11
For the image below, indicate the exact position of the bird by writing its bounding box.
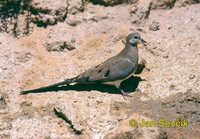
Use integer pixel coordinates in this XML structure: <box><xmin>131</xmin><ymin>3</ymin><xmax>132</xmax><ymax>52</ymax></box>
<box><xmin>20</xmin><ymin>32</ymin><xmax>146</xmax><ymax>96</ymax></box>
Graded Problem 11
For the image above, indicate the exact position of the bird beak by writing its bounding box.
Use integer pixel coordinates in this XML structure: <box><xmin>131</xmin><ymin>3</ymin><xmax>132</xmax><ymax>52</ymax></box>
<box><xmin>140</xmin><ymin>38</ymin><xmax>147</xmax><ymax>46</ymax></box>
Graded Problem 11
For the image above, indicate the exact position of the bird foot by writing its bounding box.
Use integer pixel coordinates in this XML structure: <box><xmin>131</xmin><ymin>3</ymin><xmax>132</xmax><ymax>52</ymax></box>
<box><xmin>120</xmin><ymin>90</ymin><xmax>132</xmax><ymax>99</ymax></box>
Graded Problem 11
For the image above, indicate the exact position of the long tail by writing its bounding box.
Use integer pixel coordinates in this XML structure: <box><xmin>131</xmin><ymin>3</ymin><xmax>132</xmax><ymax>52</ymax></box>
<box><xmin>20</xmin><ymin>78</ymin><xmax>75</xmax><ymax>95</ymax></box>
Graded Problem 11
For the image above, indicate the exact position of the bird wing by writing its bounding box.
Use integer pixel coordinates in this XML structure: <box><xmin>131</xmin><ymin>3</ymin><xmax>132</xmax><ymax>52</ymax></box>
<box><xmin>74</xmin><ymin>56</ymin><xmax>137</xmax><ymax>83</ymax></box>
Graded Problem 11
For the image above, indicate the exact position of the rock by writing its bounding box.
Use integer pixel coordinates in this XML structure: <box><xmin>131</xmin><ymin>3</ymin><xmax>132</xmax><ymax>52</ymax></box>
<box><xmin>0</xmin><ymin>93</ymin><xmax>9</xmax><ymax>109</ymax></box>
<box><xmin>157</xmin><ymin>131</ymin><xmax>168</xmax><ymax>139</ymax></box>
<box><xmin>68</xmin><ymin>0</ymin><xmax>85</xmax><ymax>15</ymax></box>
<box><xmin>151</xmin><ymin>0</ymin><xmax>176</xmax><ymax>9</ymax></box>
<box><xmin>175</xmin><ymin>0</ymin><xmax>200</xmax><ymax>7</ymax></box>
<box><xmin>151</xmin><ymin>0</ymin><xmax>200</xmax><ymax>9</ymax></box>
<box><xmin>66</xmin><ymin>14</ymin><xmax>82</xmax><ymax>26</ymax></box>
<box><xmin>149</xmin><ymin>21</ymin><xmax>160</xmax><ymax>31</ymax></box>
<box><xmin>130</xmin><ymin>0</ymin><xmax>153</xmax><ymax>24</ymax></box>
<box><xmin>30</xmin><ymin>0</ymin><xmax>68</xmax><ymax>26</ymax></box>
<box><xmin>45</xmin><ymin>41</ymin><xmax>76</xmax><ymax>52</ymax></box>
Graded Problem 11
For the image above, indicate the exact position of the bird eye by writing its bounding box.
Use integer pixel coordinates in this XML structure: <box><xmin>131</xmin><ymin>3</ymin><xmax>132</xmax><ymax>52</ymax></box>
<box><xmin>134</xmin><ymin>36</ymin><xmax>138</xmax><ymax>39</ymax></box>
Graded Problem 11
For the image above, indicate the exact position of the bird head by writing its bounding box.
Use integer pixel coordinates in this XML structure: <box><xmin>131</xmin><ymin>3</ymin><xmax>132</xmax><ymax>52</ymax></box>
<box><xmin>126</xmin><ymin>32</ymin><xmax>146</xmax><ymax>47</ymax></box>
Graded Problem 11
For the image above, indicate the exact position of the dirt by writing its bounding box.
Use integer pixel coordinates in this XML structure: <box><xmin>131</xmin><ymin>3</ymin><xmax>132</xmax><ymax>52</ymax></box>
<box><xmin>0</xmin><ymin>0</ymin><xmax>200</xmax><ymax>139</ymax></box>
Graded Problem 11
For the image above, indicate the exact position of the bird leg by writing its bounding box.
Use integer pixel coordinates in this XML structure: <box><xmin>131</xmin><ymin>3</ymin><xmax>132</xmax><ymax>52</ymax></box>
<box><xmin>120</xmin><ymin>89</ymin><xmax>132</xmax><ymax>99</ymax></box>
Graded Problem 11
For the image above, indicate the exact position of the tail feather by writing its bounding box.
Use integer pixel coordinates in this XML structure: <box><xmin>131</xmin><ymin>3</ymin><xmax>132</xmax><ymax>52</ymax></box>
<box><xmin>20</xmin><ymin>78</ymin><xmax>74</xmax><ymax>95</ymax></box>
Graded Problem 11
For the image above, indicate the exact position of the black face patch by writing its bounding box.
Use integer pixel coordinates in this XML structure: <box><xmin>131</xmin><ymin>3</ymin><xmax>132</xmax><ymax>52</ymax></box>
<box><xmin>104</xmin><ymin>69</ymin><xmax>110</xmax><ymax>77</ymax></box>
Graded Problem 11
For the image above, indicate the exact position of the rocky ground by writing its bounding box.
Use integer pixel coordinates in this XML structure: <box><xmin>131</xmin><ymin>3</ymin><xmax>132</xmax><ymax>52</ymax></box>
<box><xmin>0</xmin><ymin>0</ymin><xmax>200</xmax><ymax>139</ymax></box>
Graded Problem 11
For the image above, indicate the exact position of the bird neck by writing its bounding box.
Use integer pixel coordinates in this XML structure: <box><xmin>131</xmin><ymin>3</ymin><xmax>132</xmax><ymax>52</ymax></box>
<box><xmin>122</xmin><ymin>44</ymin><xmax>138</xmax><ymax>55</ymax></box>
<box><xmin>120</xmin><ymin>45</ymin><xmax>138</xmax><ymax>62</ymax></box>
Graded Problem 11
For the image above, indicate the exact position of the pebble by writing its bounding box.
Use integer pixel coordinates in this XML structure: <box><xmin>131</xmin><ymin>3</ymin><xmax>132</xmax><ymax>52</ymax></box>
<box><xmin>167</xmin><ymin>26</ymin><xmax>172</xmax><ymax>30</ymax></box>
<box><xmin>189</xmin><ymin>74</ymin><xmax>195</xmax><ymax>79</ymax></box>
<box><xmin>163</xmin><ymin>54</ymin><xmax>169</xmax><ymax>58</ymax></box>
<box><xmin>149</xmin><ymin>21</ymin><xmax>160</xmax><ymax>31</ymax></box>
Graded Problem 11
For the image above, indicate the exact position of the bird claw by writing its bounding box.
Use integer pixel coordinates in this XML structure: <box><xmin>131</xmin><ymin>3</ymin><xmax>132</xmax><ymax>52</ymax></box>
<box><xmin>120</xmin><ymin>90</ymin><xmax>132</xmax><ymax>99</ymax></box>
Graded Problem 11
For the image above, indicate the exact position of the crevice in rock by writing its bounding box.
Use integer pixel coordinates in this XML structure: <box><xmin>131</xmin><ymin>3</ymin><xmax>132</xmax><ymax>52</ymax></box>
<box><xmin>90</xmin><ymin>0</ymin><xmax>129</xmax><ymax>6</ymax></box>
<box><xmin>54</xmin><ymin>107</ymin><xmax>83</xmax><ymax>135</ymax></box>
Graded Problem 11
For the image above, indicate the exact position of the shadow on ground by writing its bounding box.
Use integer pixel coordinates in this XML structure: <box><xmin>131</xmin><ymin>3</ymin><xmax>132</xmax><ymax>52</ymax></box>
<box><xmin>21</xmin><ymin>76</ymin><xmax>145</xmax><ymax>95</ymax></box>
<box><xmin>20</xmin><ymin>62</ymin><xmax>147</xmax><ymax>95</ymax></box>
